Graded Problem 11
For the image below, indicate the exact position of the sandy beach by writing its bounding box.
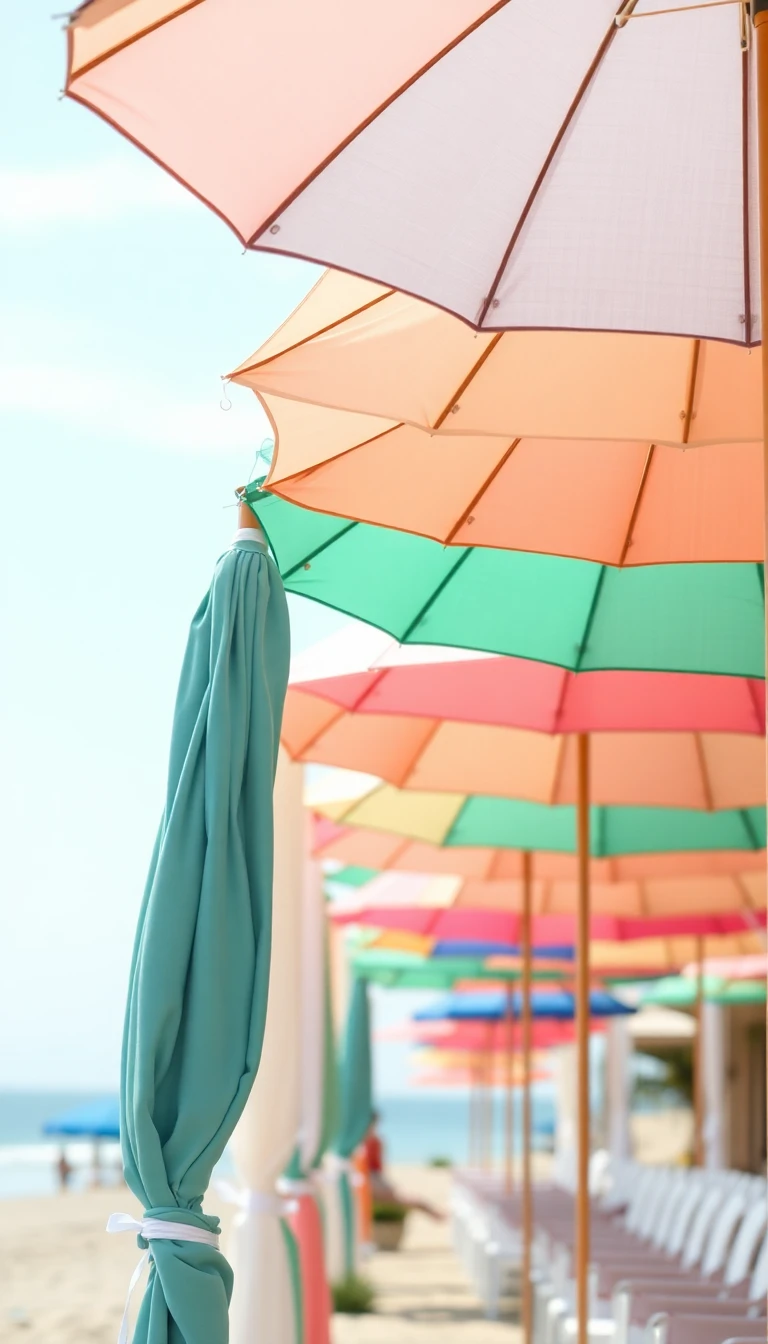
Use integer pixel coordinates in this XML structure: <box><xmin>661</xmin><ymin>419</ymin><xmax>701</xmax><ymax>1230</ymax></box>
<box><xmin>0</xmin><ymin>1167</ymin><xmax>515</xmax><ymax>1344</ymax></box>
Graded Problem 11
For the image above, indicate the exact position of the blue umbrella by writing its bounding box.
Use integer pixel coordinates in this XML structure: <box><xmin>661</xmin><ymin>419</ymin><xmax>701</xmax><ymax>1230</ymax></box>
<box><xmin>415</xmin><ymin>989</ymin><xmax>635</xmax><ymax>1022</ymax></box>
<box><xmin>431</xmin><ymin>941</ymin><xmax>575</xmax><ymax>961</ymax></box>
<box><xmin>44</xmin><ymin>1098</ymin><xmax>120</xmax><ymax>1139</ymax></box>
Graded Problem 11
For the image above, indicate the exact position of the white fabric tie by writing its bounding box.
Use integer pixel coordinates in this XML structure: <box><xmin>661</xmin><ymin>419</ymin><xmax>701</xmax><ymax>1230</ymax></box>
<box><xmin>107</xmin><ymin>1213</ymin><xmax>220</xmax><ymax>1344</ymax></box>
<box><xmin>276</xmin><ymin>1176</ymin><xmax>315</xmax><ymax>1198</ymax></box>
<box><xmin>233</xmin><ymin>525</ymin><xmax>267</xmax><ymax>546</ymax></box>
<box><xmin>215</xmin><ymin>1181</ymin><xmax>297</xmax><ymax>1217</ymax></box>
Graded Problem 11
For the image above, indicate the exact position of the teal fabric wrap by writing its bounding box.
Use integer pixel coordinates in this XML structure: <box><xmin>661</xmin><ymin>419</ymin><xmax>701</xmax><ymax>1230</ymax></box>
<box><xmin>120</xmin><ymin>538</ymin><xmax>290</xmax><ymax>1344</ymax></box>
<box><xmin>333</xmin><ymin>976</ymin><xmax>373</xmax><ymax>1275</ymax></box>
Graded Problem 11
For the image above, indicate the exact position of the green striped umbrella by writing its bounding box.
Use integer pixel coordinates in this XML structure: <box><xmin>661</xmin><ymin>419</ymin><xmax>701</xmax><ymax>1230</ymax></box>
<box><xmin>641</xmin><ymin>975</ymin><xmax>767</xmax><ymax>1008</ymax></box>
<box><xmin>248</xmin><ymin>490</ymin><xmax>764</xmax><ymax>677</ymax></box>
<box><xmin>318</xmin><ymin>784</ymin><xmax>767</xmax><ymax>856</ymax></box>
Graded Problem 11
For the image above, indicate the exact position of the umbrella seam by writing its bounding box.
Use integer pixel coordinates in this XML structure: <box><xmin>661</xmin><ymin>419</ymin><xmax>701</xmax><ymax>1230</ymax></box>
<box><xmin>575</xmin><ymin>571</ymin><xmax>607</xmax><ymax>672</ymax></box>
<box><xmin>244</xmin><ymin>0</ymin><xmax>517</xmax><ymax>245</ymax></box>
<box><xmin>400</xmin><ymin>547</ymin><xmax>473</xmax><ymax>642</ymax></box>
<box><xmin>617</xmin><ymin>443</ymin><xmax>657</xmax><ymax>566</ymax></box>
<box><xmin>477</xmin><ymin>10</ymin><xmax>620</xmax><ymax>326</ymax></box>
<box><xmin>443</xmin><ymin>438</ymin><xmax>521</xmax><ymax>545</ymax></box>
<box><xmin>65</xmin><ymin>0</ymin><xmax>205</xmax><ymax>82</ymax></box>
<box><xmin>432</xmin><ymin>333</ymin><xmax>504</xmax><ymax>429</ymax></box>
<box><xmin>229</xmin><ymin>290</ymin><xmax>395</xmax><ymax>379</ymax></box>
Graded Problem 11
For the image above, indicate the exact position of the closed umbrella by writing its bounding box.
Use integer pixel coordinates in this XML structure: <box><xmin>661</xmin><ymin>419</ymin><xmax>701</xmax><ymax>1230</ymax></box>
<box><xmin>281</xmin><ymin>819</ymin><xmax>333</xmax><ymax>1344</ymax></box>
<box><xmin>225</xmin><ymin>753</ymin><xmax>304</xmax><ymax>1344</ymax></box>
<box><xmin>331</xmin><ymin>975</ymin><xmax>373</xmax><ymax>1279</ymax></box>
<box><xmin>113</xmin><ymin>522</ymin><xmax>290</xmax><ymax>1344</ymax></box>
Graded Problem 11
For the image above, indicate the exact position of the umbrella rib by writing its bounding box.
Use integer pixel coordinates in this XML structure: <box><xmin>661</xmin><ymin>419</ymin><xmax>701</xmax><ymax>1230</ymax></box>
<box><xmin>285</xmin><ymin>701</ymin><xmax>349</xmax><ymax>759</ymax></box>
<box><xmin>693</xmin><ymin>733</ymin><xmax>715</xmax><ymax>812</ymax></box>
<box><xmin>432</xmin><ymin>333</ymin><xmax>504</xmax><ymax>429</ymax></box>
<box><xmin>741</xmin><ymin>49</ymin><xmax>754</xmax><ymax>341</ymax></box>
<box><xmin>444</xmin><ymin>438</ymin><xmax>521</xmax><ymax>544</ymax></box>
<box><xmin>680</xmin><ymin>340</ymin><xmax>701</xmax><ymax>444</ymax></box>
<box><xmin>575</xmin><ymin>572</ymin><xmax>607</xmax><ymax>672</ymax></box>
<box><xmin>281</xmin><ymin>519</ymin><xmax>359</xmax><ymax>578</ymax></box>
<box><xmin>393</xmin><ymin>718</ymin><xmax>444</xmax><ymax>788</ymax></box>
<box><xmin>65</xmin><ymin>0</ymin><xmax>205</xmax><ymax>82</ymax></box>
<box><xmin>734</xmin><ymin>872</ymin><xmax>760</xmax><ymax>913</ymax></box>
<box><xmin>229</xmin><ymin>289</ymin><xmax>395</xmax><ymax>378</ymax></box>
<box><xmin>549</xmin><ymin>735</ymin><xmax>569</xmax><ymax>806</ymax></box>
<box><xmin>741</xmin><ymin>808</ymin><xmax>762</xmax><ymax>851</ymax></box>
<box><xmin>245</xmin><ymin>0</ymin><xmax>517</xmax><ymax>246</ymax></box>
<box><xmin>477</xmin><ymin>11</ymin><xmax>620</xmax><ymax>327</ymax></box>
<box><xmin>271</xmin><ymin>423</ymin><xmax>405</xmax><ymax>489</ymax></box>
<box><xmin>745</xmin><ymin>677</ymin><xmax>765</xmax><ymax>734</ymax></box>
<box><xmin>617</xmin><ymin>444</ymin><xmax>656</xmax><ymax>566</ymax></box>
<box><xmin>400</xmin><ymin>548</ymin><xmax>473</xmax><ymax>642</ymax></box>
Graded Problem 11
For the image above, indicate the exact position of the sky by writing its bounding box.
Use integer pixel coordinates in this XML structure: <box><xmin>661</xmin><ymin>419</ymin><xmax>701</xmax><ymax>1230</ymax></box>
<box><xmin>0</xmin><ymin>2</ymin><xmax>421</xmax><ymax>1094</ymax></box>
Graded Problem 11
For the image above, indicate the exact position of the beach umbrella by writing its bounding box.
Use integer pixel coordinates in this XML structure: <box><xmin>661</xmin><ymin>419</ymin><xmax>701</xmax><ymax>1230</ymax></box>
<box><xmin>281</xmin><ymin>832</ymin><xmax>333</xmax><ymax>1344</ymax></box>
<box><xmin>43</xmin><ymin>1098</ymin><xmax>120</xmax><ymax>1140</ymax></box>
<box><xmin>113</xmin><ymin>520</ymin><xmax>290</xmax><ymax>1344</ymax></box>
<box><xmin>229</xmin><ymin>273</ymin><xmax>764</xmax><ymax>566</ymax></box>
<box><xmin>224</xmin><ymin>754</ymin><xmax>304</xmax><ymax>1344</ymax></box>
<box><xmin>312</xmin><ymin>782</ymin><xmax>767</xmax><ymax>857</ymax></box>
<box><xmin>642</xmin><ymin>976</ymin><xmax>767</xmax><ymax>1009</ymax></box>
<box><xmin>314</xmin><ymin>816</ymin><xmax>768</xmax><ymax>883</ymax></box>
<box><xmin>284</xmin><ymin>703</ymin><xmax>765</xmax><ymax>808</ymax></box>
<box><xmin>248</xmin><ymin>492</ymin><xmax>764</xmax><ymax>677</ymax></box>
<box><xmin>683</xmin><ymin>953</ymin><xmax>768</xmax><ymax>983</ymax></box>
<box><xmin>417</xmin><ymin>989</ymin><xmax>634</xmax><ymax>1023</ymax></box>
<box><xmin>64</xmin><ymin>3</ymin><xmax>766</xmax><ymax>352</ymax></box>
<box><xmin>289</xmin><ymin>627</ymin><xmax>766</xmax><ymax>736</ymax></box>
<box><xmin>331</xmin><ymin>975</ymin><xmax>373</xmax><ymax>1279</ymax></box>
<box><xmin>327</xmin><ymin>869</ymin><xmax>766</xmax><ymax>943</ymax></box>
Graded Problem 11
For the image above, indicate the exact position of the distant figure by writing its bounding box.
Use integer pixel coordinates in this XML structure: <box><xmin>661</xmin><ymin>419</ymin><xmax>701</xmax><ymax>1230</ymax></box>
<box><xmin>363</xmin><ymin>1112</ymin><xmax>444</xmax><ymax>1221</ymax></box>
<box><xmin>56</xmin><ymin>1147</ymin><xmax>73</xmax><ymax>1192</ymax></box>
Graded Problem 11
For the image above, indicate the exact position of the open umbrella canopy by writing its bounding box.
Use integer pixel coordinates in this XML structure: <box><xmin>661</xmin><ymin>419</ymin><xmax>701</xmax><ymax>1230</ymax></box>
<box><xmin>641</xmin><ymin>976</ymin><xmax>767</xmax><ymax>1009</ymax></box>
<box><xmin>415</xmin><ymin>988</ymin><xmax>635</xmax><ymax>1022</ymax></box>
<box><xmin>232</xmin><ymin>273</ymin><xmax>762</xmax><ymax>565</ymax></box>
<box><xmin>43</xmin><ymin>1098</ymin><xmax>120</xmax><ymax>1139</ymax></box>
<box><xmin>682</xmin><ymin>953</ymin><xmax>768</xmax><ymax>982</ymax></box>
<box><xmin>326</xmin><ymin>868</ymin><xmax>766</xmax><ymax>937</ymax></box>
<box><xmin>66</xmin><ymin>2</ymin><xmax>761</xmax><ymax>343</ymax></box>
<box><xmin>314</xmin><ymin>816</ymin><xmax>768</xmax><ymax>883</ymax></box>
<box><xmin>290</xmin><ymin>626</ymin><xmax>766</xmax><ymax>735</ymax></box>
<box><xmin>251</xmin><ymin>491</ymin><xmax>765</xmax><ymax>676</ymax></box>
<box><xmin>312</xmin><ymin>779</ymin><xmax>767</xmax><ymax>856</ymax></box>
<box><xmin>349</xmin><ymin>946</ymin><xmax>560</xmax><ymax>989</ymax></box>
<box><xmin>284</xmin><ymin>698</ymin><xmax>764</xmax><ymax>808</ymax></box>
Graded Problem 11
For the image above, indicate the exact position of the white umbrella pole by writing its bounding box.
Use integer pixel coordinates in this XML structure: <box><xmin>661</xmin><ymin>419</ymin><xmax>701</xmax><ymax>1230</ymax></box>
<box><xmin>575</xmin><ymin>734</ymin><xmax>591</xmax><ymax>1344</ymax></box>
<box><xmin>504</xmin><ymin>984</ymin><xmax>515</xmax><ymax>1195</ymax></box>
<box><xmin>754</xmin><ymin>0</ymin><xmax>768</xmax><ymax>1205</ymax></box>
<box><xmin>694</xmin><ymin>934</ymin><xmax>705</xmax><ymax>1167</ymax></box>
<box><xmin>227</xmin><ymin>752</ymin><xmax>304</xmax><ymax>1344</ymax></box>
<box><xmin>521</xmin><ymin>850</ymin><xmax>533</xmax><ymax>1344</ymax></box>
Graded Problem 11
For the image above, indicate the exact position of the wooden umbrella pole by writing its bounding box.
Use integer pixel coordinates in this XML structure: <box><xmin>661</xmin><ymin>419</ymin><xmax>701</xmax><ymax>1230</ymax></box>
<box><xmin>504</xmin><ymin>983</ymin><xmax>515</xmax><ymax>1194</ymax></box>
<box><xmin>521</xmin><ymin>850</ymin><xmax>533</xmax><ymax>1344</ymax></box>
<box><xmin>694</xmin><ymin>933</ymin><xmax>705</xmax><ymax>1167</ymax></box>
<box><xmin>575</xmin><ymin>734</ymin><xmax>591</xmax><ymax>1344</ymax></box>
<box><xmin>754</xmin><ymin>0</ymin><xmax>768</xmax><ymax>1186</ymax></box>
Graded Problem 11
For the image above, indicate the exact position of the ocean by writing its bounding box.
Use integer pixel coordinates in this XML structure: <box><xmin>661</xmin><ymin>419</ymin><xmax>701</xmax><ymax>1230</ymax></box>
<box><xmin>0</xmin><ymin>1087</ymin><xmax>556</xmax><ymax>1198</ymax></box>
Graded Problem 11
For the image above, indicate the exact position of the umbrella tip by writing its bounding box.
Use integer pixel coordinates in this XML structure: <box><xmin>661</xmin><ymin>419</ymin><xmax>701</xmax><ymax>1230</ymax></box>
<box><xmin>235</xmin><ymin>484</ymin><xmax>257</xmax><ymax>531</ymax></box>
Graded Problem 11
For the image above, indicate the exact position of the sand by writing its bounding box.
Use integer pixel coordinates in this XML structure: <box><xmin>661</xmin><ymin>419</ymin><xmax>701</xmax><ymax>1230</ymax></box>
<box><xmin>0</xmin><ymin>1167</ymin><xmax>516</xmax><ymax>1344</ymax></box>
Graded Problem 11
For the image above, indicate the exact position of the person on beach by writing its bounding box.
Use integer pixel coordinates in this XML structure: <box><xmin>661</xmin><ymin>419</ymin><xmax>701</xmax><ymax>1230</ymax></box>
<box><xmin>56</xmin><ymin>1147</ymin><xmax>72</xmax><ymax>1192</ymax></box>
<box><xmin>363</xmin><ymin>1112</ymin><xmax>445</xmax><ymax>1221</ymax></box>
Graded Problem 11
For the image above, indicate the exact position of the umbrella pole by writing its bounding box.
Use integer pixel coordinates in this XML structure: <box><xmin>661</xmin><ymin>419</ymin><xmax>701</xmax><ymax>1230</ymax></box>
<box><xmin>575</xmin><ymin>734</ymin><xmax>591</xmax><ymax>1344</ymax></box>
<box><xmin>694</xmin><ymin>934</ymin><xmax>705</xmax><ymax>1167</ymax></box>
<box><xmin>521</xmin><ymin>850</ymin><xmax>533</xmax><ymax>1344</ymax></box>
<box><xmin>753</xmin><ymin>0</ymin><xmax>768</xmax><ymax>1187</ymax></box>
<box><xmin>505</xmin><ymin>985</ymin><xmax>515</xmax><ymax>1195</ymax></box>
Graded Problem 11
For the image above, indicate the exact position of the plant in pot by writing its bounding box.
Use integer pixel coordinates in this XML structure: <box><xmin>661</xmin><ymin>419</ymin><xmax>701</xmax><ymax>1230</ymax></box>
<box><xmin>372</xmin><ymin>1200</ymin><xmax>408</xmax><ymax>1251</ymax></box>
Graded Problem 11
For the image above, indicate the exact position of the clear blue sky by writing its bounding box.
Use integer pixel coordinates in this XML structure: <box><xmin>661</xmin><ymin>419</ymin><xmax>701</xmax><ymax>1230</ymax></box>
<box><xmin>0</xmin><ymin>2</ymin><xmax>422</xmax><ymax>1094</ymax></box>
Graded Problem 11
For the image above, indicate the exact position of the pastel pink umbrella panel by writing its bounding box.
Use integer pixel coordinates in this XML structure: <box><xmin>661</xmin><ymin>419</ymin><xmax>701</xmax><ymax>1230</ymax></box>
<box><xmin>67</xmin><ymin>1</ymin><xmax>761</xmax><ymax>342</ymax></box>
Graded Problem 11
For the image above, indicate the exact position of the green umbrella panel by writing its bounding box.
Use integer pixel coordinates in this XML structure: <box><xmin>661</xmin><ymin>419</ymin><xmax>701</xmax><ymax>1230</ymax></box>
<box><xmin>120</xmin><ymin>538</ymin><xmax>290</xmax><ymax>1344</ymax></box>
<box><xmin>332</xmin><ymin>975</ymin><xmax>373</xmax><ymax>1276</ymax></box>
<box><xmin>641</xmin><ymin>976</ymin><xmax>767</xmax><ymax>1008</ymax></box>
<box><xmin>321</xmin><ymin>785</ymin><xmax>767</xmax><ymax>856</ymax></box>
<box><xmin>349</xmin><ymin>949</ymin><xmax>568</xmax><ymax>989</ymax></box>
<box><xmin>247</xmin><ymin>489</ymin><xmax>765</xmax><ymax>677</ymax></box>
